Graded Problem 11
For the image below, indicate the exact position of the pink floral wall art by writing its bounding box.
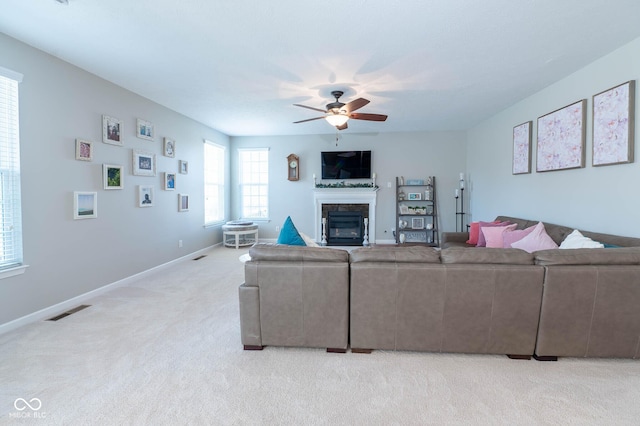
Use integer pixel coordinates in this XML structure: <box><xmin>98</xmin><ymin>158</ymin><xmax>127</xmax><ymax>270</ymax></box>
<box><xmin>513</xmin><ymin>121</ymin><xmax>532</xmax><ymax>174</ymax></box>
<box><xmin>536</xmin><ymin>99</ymin><xmax>586</xmax><ymax>172</ymax></box>
<box><xmin>592</xmin><ymin>80</ymin><xmax>635</xmax><ymax>166</ymax></box>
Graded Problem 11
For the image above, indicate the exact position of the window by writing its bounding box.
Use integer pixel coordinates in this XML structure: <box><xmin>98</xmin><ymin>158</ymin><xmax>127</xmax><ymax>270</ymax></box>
<box><xmin>204</xmin><ymin>140</ymin><xmax>225</xmax><ymax>225</ymax></box>
<box><xmin>238</xmin><ymin>148</ymin><xmax>269</xmax><ymax>219</ymax></box>
<box><xmin>0</xmin><ymin>66</ymin><xmax>24</xmax><ymax>276</ymax></box>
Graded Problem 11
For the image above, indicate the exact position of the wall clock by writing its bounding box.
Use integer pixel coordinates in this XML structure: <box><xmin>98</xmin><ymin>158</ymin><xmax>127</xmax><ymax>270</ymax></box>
<box><xmin>287</xmin><ymin>153</ymin><xmax>299</xmax><ymax>181</ymax></box>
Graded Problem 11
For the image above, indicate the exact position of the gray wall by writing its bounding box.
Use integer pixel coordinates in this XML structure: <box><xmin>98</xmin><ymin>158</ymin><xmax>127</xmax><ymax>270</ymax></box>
<box><xmin>230</xmin><ymin>132</ymin><xmax>467</xmax><ymax>242</ymax></box>
<box><xmin>0</xmin><ymin>34</ymin><xmax>230</xmax><ymax>326</ymax></box>
<box><xmin>466</xmin><ymin>36</ymin><xmax>640</xmax><ymax>237</ymax></box>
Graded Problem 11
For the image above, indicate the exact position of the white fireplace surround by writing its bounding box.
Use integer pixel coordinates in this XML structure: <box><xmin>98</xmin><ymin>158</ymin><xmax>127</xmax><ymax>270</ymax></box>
<box><xmin>313</xmin><ymin>188</ymin><xmax>378</xmax><ymax>244</ymax></box>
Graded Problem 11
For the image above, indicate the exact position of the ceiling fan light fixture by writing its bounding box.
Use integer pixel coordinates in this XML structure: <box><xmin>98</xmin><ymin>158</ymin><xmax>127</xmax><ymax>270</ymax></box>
<box><xmin>325</xmin><ymin>114</ymin><xmax>349</xmax><ymax>127</ymax></box>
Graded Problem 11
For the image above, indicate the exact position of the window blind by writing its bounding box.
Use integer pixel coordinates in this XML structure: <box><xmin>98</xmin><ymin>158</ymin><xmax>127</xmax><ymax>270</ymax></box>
<box><xmin>0</xmin><ymin>67</ymin><xmax>24</xmax><ymax>270</ymax></box>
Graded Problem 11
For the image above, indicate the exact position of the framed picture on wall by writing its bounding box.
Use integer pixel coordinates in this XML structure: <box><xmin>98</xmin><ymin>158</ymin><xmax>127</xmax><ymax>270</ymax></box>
<box><xmin>592</xmin><ymin>80</ymin><xmax>635</xmax><ymax>166</ymax></box>
<box><xmin>75</xmin><ymin>139</ymin><xmax>93</xmax><ymax>161</ymax></box>
<box><xmin>103</xmin><ymin>164</ymin><xmax>123</xmax><ymax>190</ymax></box>
<box><xmin>536</xmin><ymin>99</ymin><xmax>586</xmax><ymax>172</ymax></box>
<box><xmin>102</xmin><ymin>115</ymin><xmax>123</xmax><ymax>146</ymax></box>
<box><xmin>178</xmin><ymin>194</ymin><xmax>189</xmax><ymax>212</ymax></box>
<box><xmin>132</xmin><ymin>149</ymin><xmax>156</xmax><ymax>176</ymax></box>
<box><xmin>179</xmin><ymin>160</ymin><xmax>189</xmax><ymax>174</ymax></box>
<box><xmin>136</xmin><ymin>118</ymin><xmax>154</xmax><ymax>141</ymax></box>
<box><xmin>73</xmin><ymin>191</ymin><xmax>97</xmax><ymax>219</ymax></box>
<box><xmin>512</xmin><ymin>121</ymin><xmax>532</xmax><ymax>174</ymax></box>
<box><xmin>164</xmin><ymin>172</ymin><xmax>176</xmax><ymax>190</ymax></box>
<box><xmin>164</xmin><ymin>137</ymin><xmax>176</xmax><ymax>157</ymax></box>
<box><xmin>138</xmin><ymin>185</ymin><xmax>154</xmax><ymax>207</ymax></box>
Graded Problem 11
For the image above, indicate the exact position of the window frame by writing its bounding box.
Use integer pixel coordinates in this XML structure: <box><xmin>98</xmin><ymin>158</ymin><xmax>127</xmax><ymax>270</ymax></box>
<box><xmin>0</xmin><ymin>66</ymin><xmax>27</xmax><ymax>279</ymax></box>
<box><xmin>238</xmin><ymin>148</ymin><xmax>269</xmax><ymax>221</ymax></box>
<box><xmin>203</xmin><ymin>139</ymin><xmax>225</xmax><ymax>227</ymax></box>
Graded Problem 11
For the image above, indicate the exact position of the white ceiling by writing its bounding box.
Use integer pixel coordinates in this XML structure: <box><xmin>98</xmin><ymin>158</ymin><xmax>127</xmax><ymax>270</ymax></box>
<box><xmin>2</xmin><ymin>0</ymin><xmax>640</xmax><ymax>137</ymax></box>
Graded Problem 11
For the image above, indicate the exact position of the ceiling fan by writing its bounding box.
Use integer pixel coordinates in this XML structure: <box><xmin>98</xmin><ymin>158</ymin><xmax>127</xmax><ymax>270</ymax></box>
<box><xmin>293</xmin><ymin>91</ymin><xmax>388</xmax><ymax>130</ymax></box>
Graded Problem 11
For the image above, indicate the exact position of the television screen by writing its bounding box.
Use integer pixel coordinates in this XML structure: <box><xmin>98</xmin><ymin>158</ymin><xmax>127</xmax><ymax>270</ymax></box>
<box><xmin>321</xmin><ymin>151</ymin><xmax>371</xmax><ymax>179</ymax></box>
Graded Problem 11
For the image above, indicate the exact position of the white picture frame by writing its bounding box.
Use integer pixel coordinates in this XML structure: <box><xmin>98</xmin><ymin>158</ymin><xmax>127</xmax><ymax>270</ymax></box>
<box><xmin>103</xmin><ymin>164</ymin><xmax>123</xmax><ymax>190</ymax></box>
<box><xmin>136</xmin><ymin>118</ymin><xmax>154</xmax><ymax>141</ymax></box>
<box><xmin>75</xmin><ymin>139</ymin><xmax>93</xmax><ymax>161</ymax></box>
<box><xmin>102</xmin><ymin>115</ymin><xmax>123</xmax><ymax>146</ymax></box>
<box><xmin>164</xmin><ymin>137</ymin><xmax>176</xmax><ymax>157</ymax></box>
<box><xmin>138</xmin><ymin>185</ymin><xmax>154</xmax><ymax>207</ymax></box>
<box><xmin>73</xmin><ymin>191</ymin><xmax>97</xmax><ymax>219</ymax></box>
<box><xmin>178</xmin><ymin>194</ymin><xmax>189</xmax><ymax>212</ymax></box>
<box><xmin>411</xmin><ymin>217</ymin><xmax>425</xmax><ymax>229</ymax></box>
<box><xmin>407</xmin><ymin>192</ymin><xmax>422</xmax><ymax>201</ymax></box>
<box><xmin>132</xmin><ymin>149</ymin><xmax>156</xmax><ymax>176</ymax></box>
<box><xmin>164</xmin><ymin>172</ymin><xmax>176</xmax><ymax>190</ymax></box>
<box><xmin>179</xmin><ymin>160</ymin><xmax>188</xmax><ymax>174</ymax></box>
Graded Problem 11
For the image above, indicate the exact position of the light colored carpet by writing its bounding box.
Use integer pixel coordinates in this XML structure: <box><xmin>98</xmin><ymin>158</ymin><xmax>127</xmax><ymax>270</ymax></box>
<box><xmin>2</xmin><ymin>245</ymin><xmax>640</xmax><ymax>425</ymax></box>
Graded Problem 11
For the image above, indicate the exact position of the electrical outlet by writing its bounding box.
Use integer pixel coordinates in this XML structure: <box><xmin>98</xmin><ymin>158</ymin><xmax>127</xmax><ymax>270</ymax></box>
<box><xmin>387</xmin><ymin>181</ymin><xmax>392</xmax><ymax>188</ymax></box>
<box><xmin>178</xmin><ymin>240</ymin><xmax>183</xmax><ymax>248</ymax></box>
<box><xmin>275</xmin><ymin>226</ymin><xmax>280</xmax><ymax>232</ymax></box>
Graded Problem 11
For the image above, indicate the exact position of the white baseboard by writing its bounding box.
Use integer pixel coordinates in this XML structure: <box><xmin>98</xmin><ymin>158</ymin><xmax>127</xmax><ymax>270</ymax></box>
<box><xmin>0</xmin><ymin>244</ymin><xmax>220</xmax><ymax>336</ymax></box>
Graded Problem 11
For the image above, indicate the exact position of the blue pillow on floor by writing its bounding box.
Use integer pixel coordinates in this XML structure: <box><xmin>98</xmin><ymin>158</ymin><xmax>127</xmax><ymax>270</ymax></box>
<box><xmin>276</xmin><ymin>216</ymin><xmax>306</xmax><ymax>246</ymax></box>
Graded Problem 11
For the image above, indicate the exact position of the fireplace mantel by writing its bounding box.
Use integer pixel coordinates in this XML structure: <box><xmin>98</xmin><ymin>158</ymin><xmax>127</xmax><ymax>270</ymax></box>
<box><xmin>313</xmin><ymin>188</ymin><xmax>378</xmax><ymax>244</ymax></box>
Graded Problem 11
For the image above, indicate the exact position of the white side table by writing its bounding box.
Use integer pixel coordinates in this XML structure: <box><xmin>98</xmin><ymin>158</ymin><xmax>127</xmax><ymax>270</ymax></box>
<box><xmin>222</xmin><ymin>222</ymin><xmax>258</xmax><ymax>249</ymax></box>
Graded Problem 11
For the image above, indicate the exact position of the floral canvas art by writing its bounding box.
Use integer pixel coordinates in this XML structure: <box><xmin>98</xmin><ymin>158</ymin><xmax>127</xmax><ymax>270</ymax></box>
<box><xmin>512</xmin><ymin>121</ymin><xmax>532</xmax><ymax>174</ymax></box>
<box><xmin>536</xmin><ymin>100</ymin><xmax>586</xmax><ymax>172</ymax></box>
<box><xmin>592</xmin><ymin>80</ymin><xmax>635</xmax><ymax>166</ymax></box>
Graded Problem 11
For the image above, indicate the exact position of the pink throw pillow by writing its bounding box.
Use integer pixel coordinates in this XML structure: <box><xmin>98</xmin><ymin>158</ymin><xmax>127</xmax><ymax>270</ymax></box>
<box><xmin>466</xmin><ymin>222</ymin><xmax>481</xmax><ymax>245</ymax></box>
<box><xmin>502</xmin><ymin>224</ymin><xmax>537</xmax><ymax>248</ymax></box>
<box><xmin>482</xmin><ymin>224</ymin><xmax>518</xmax><ymax>248</ymax></box>
<box><xmin>511</xmin><ymin>222</ymin><xmax>558</xmax><ymax>253</ymax></box>
<box><xmin>477</xmin><ymin>221</ymin><xmax>512</xmax><ymax>247</ymax></box>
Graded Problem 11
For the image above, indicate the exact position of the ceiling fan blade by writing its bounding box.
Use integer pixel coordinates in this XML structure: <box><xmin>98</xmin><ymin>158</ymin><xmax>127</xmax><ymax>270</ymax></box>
<box><xmin>349</xmin><ymin>112</ymin><xmax>388</xmax><ymax>122</ymax></box>
<box><xmin>293</xmin><ymin>116</ymin><xmax>325</xmax><ymax>124</ymax></box>
<box><xmin>343</xmin><ymin>98</ymin><xmax>369</xmax><ymax>113</ymax></box>
<box><xmin>336</xmin><ymin>122</ymin><xmax>348</xmax><ymax>131</ymax></box>
<box><xmin>293</xmin><ymin>104</ymin><xmax>327</xmax><ymax>113</ymax></box>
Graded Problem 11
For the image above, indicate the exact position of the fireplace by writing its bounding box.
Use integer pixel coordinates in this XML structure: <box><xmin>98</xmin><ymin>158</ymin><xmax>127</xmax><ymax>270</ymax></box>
<box><xmin>327</xmin><ymin>211</ymin><xmax>363</xmax><ymax>246</ymax></box>
<box><xmin>313</xmin><ymin>188</ymin><xmax>378</xmax><ymax>244</ymax></box>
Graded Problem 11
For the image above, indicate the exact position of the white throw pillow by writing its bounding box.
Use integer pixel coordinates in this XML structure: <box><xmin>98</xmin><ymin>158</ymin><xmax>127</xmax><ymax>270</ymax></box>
<box><xmin>299</xmin><ymin>232</ymin><xmax>320</xmax><ymax>247</ymax></box>
<box><xmin>560</xmin><ymin>229</ymin><xmax>604</xmax><ymax>249</ymax></box>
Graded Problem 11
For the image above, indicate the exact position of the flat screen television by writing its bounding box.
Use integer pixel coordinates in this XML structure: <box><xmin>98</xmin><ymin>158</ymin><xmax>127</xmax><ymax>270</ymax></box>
<box><xmin>321</xmin><ymin>150</ymin><xmax>372</xmax><ymax>179</ymax></box>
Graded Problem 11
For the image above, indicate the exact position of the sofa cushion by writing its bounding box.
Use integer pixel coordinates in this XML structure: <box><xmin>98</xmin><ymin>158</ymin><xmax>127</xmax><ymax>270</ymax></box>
<box><xmin>534</xmin><ymin>247</ymin><xmax>640</xmax><ymax>265</ymax></box>
<box><xmin>276</xmin><ymin>216</ymin><xmax>306</xmax><ymax>246</ymax></box>
<box><xmin>477</xmin><ymin>221</ymin><xmax>512</xmax><ymax>247</ymax></box>
<box><xmin>511</xmin><ymin>222</ymin><xmax>558</xmax><ymax>253</ymax></box>
<box><xmin>440</xmin><ymin>247</ymin><xmax>535</xmax><ymax>265</ymax></box>
<box><xmin>350</xmin><ymin>246</ymin><xmax>441</xmax><ymax>263</ymax></box>
<box><xmin>502</xmin><ymin>224</ymin><xmax>536</xmax><ymax>248</ymax></box>
<box><xmin>482</xmin><ymin>223</ymin><xmax>517</xmax><ymax>248</ymax></box>
<box><xmin>560</xmin><ymin>229</ymin><xmax>604</xmax><ymax>249</ymax></box>
<box><xmin>249</xmin><ymin>243</ymin><xmax>348</xmax><ymax>262</ymax></box>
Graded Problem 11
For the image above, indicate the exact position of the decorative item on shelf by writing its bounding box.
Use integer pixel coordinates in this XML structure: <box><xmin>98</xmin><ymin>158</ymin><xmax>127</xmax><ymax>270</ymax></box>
<box><xmin>424</xmin><ymin>187</ymin><xmax>433</xmax><ymax>200</ymax></box>
<box><xmin>399</xmin><ymin>220</ymin><xmax>408</xmax><ymax>229</ymax></box>
<box><xmin>287</xmin><ymin>153</ymin><xmax>299</xmax><ymax>181</ymax></box>
<box><xmin>315</xmin><ymin>182</ymin><xmax>378</xmax><ymax>189</ymax></box>
<box><xmin>399</xmin><ymin>176</ymin><xmax>404</xmax><ymax>185</ymax></box>
<box><xmin>399</xmin><ymin>233</ymin><xmax>406</xmax><ymax>244</ymax></box>
<box><xmin>399</xmin><ymin>205</ymin><xmax>409</xmax><ymax>214</ymax></box>
<box><xmin>426</xmin><ymin>176</ymin><xmax>433</xmax><ymax>186</ymax></box>
<box><xmin>406</xmin><ymin>179</ymin><xmax>423</xmax><ymax>185</ymax></box>
<box><xmin>407</xmin><ymin>192</ymin><xmax>422</xmax><ymax>201</ymax></box>
<box><xmin>372</xmin><ymin>172</ymin><xmax>376</xmax><ymax>187</ymax></box>
<box><xmin>411</xmin><ymin>217</ymin><xmax>425</xmax><ymax>229</ymax></box>
<box><xmin>426</xmin><ymin>205</ymin><xmax>433</xmax><ymax>215</ymax></box>
<box><xmin>426</xmin><ymin>223</ymin><xmax>433</xmax><ymax>230</ymax></box>
<box><xmin>398</xmin><ymin>191</ymin><xmax>406</xmax><ymax>201</ymax></box>
<box><xmin>313</xmin><ymin>173</ymin><xmax>317</xmax><ymax>186</ymax></box>
<box><xmin>408</xmin><ymin>206</ymin><xmax>426</xmax><ymax>215</ymax></box>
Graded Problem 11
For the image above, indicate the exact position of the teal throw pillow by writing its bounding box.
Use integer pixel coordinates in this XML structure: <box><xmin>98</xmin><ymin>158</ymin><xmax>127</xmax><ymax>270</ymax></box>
<box><xmin>276</xmin><ymin>216</ymin><xmax>306</xmax><ymax>246</ymax></box>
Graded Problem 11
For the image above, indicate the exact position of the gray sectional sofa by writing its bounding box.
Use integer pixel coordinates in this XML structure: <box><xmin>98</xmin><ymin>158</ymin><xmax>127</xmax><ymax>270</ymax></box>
<box><xmin>239</xmin><ymin>218</ymin><xmax>640</xmax><ymax>360</ymax></box>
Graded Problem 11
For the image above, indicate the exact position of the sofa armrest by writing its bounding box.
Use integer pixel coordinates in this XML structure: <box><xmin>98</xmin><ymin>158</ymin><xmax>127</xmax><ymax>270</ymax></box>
<box><xmin>441</xmin><ymin>232</ymin><xmax>471</xmax><ymax>248</ymax></box>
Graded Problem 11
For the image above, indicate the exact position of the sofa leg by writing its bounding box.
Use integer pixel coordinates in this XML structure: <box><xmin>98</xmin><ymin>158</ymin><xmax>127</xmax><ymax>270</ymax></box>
<box><xmin>533</xmin><ymin>354</ymin><xmax>558</xmax><ymax>361</ymax></box>
<box><xmin>351</xmin><ymin>348</ymin><xmax>373</xmax><ymax>354</ymax></box>
<box><xmin>507</xmin><ymin>354</ymin><xmax>532</xmax><ymax>360</ymax></box>
<box><xmin>243</xmin><ymin>345</ymin><xmax>264</xmax><ymax>351</ymax></box>
<box><xmin>327</xmin><ymin>348</ymin><xmax>347</xmax><ymax>353</ymax></box>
